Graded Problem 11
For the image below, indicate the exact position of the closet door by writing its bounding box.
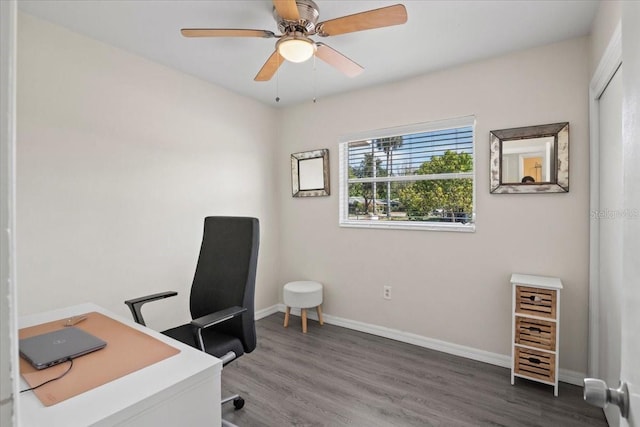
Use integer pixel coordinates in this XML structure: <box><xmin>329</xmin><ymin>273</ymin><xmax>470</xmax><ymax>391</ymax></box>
<box><xmin>596</xmin><ymin>63</ymin><xmax>623</xmax><ymax>427</ymax></box>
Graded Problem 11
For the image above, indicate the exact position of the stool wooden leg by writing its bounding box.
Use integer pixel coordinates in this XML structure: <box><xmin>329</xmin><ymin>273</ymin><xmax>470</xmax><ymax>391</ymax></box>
<box><xmin>301</xmin><ymin>308</ymin><xmax>308</xmax><ymax>333</ymax></box>
<box><xmin>284</xmin><ymin>306</ymin><xmax>290</xmax><ymax>328</ymax></box>
<box><xmin>316</xmin><ymin>305</ymin><xmax>324</xmax><ymax>326</ymax></box>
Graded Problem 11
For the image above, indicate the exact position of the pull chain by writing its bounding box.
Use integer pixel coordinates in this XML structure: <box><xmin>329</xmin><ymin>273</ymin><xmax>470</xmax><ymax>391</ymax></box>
<box><xmin>275</xmin><ymin>54</ymin><xmax>280</xmax><ymax>103</ymax></box>
<box><xmin>312</xmin><ymin>54</ymin><xmax>317</xmax><ymax>104</ymax></box>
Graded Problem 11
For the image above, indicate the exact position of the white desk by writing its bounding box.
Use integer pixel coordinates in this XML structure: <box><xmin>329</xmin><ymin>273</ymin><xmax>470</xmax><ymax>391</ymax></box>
<box><xmin>18</xmin><ymin>303</ymin><xmax>222</xmax><ymax>426</ymax></box>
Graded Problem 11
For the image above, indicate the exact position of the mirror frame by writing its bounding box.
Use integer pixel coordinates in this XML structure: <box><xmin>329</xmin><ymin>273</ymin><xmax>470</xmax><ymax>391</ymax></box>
<box><xmin>490</xmin><ymin>122</ymin><xmax>569</xmax><ymax>194</ymax></box>
<box><xmin>291</xmin><ymin>148</ymin><xmax>330</xmax><ymax>197</ymax></box>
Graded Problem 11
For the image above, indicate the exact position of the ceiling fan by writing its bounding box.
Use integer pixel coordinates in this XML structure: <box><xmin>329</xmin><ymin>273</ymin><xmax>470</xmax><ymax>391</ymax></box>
<box><xmin>181</xmin><ymin>0</ymin><xmax>408</xmax><ymax>82</ymax></box>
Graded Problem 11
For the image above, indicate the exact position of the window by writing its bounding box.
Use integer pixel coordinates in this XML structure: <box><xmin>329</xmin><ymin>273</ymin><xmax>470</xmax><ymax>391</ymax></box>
<box><xmin>339</xmin><ymin>116</ymin><xmax>476</xmax><ymax>231</ymax></box>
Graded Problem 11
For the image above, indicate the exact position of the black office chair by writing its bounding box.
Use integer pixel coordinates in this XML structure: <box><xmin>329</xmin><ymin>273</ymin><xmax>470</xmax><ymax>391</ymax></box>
<box><xmin>124</xmin><ymin>216</ymin><xmax>259</xmax><ymax>411</ymax></box>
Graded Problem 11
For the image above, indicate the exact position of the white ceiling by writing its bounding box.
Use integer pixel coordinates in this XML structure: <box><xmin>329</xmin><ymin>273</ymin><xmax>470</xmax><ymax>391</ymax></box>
<box><xmin>18</xmin><ymin>0</ymin><xmax>599</xmax><ymax>107</ymax></box>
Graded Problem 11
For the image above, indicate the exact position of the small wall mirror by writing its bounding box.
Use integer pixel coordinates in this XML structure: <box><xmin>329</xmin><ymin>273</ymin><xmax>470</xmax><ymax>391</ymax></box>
<box><xmin>490</xmin><ymin>122</ymin><xmax>569</xmax><ymax>194</ymax></box>
<box><xmin>291</xmin><ymin>149</ymin><xmax>330</xmax><ymax>197</ymax></box>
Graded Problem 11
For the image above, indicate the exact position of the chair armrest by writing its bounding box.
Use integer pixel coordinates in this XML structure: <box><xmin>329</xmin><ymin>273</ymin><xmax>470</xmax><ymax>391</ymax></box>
<box><xmin>191</xmin><ymin>306</ymin><xmax>246</xmax><ymax>351</ymax></box>
<box><xmin>191</xmin><ymin>306</ymin><xmax>246</xmax><ymax>329</ymax></box>
<box><xmin>124</xmin><ymin>291</ymin><xmax>178</xmax><ymax>326</ymax></box>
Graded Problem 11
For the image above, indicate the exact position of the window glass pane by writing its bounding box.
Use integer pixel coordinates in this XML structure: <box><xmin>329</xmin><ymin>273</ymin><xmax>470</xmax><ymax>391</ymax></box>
<box><xmin>347</xmin><ymin>178</ymin><xmax>472</xmax><ymax>224</ymax></box>
<box><xmin>347</xmin><ymin>126</ymin><xmax>473</xmax><ymax>179</ymax></box>
<box><xmin>340</xmin><ymin>118</ymin><xmax>475</xmax><ymax>231</ymax></box>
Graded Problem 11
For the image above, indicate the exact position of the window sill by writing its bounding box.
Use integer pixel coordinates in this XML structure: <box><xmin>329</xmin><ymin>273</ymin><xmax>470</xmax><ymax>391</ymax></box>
<box><xmin>339</xmin><ymin>220</ymin><xmax>476</xmax><ymax>232</ymax></box>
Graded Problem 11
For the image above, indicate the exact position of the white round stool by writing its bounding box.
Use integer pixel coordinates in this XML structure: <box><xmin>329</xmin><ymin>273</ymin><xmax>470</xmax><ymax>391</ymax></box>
<box><xmin>283</xmin><ymin>281</ymin><xmax>324</xmax><ymax>333</ymax></box>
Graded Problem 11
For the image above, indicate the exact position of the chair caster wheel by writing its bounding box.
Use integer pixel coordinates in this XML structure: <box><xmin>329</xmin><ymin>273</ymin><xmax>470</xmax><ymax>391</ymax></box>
<box><xmin>233</xmin><ymin>397</ymin><xmax>245</xmax><ymax>410</ymax></box>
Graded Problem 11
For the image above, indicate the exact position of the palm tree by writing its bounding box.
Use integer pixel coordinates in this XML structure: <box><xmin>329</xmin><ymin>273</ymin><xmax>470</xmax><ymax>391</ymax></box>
<box><xmin>354</xmin><ymin>153</ymin><xmax>384</xmax><ymax>215</ymax></box>
<box><xmin>374</xmin><ymin>136</ymin><xmax>403</xmax><ymax>218</ymax></box>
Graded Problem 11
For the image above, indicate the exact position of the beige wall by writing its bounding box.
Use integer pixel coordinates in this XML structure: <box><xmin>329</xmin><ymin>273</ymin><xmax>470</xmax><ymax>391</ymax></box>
<box><xmin>17</xmin><ymin>13</ymin><xmax>592</xmax><ymax>376</ymax></box>
<box><xmin>16</xmin><ymin>14</ymin><xmax>281</xmax><ymax>330</ymax></box>
<box><xmin>278</xmin><ymin>37</ymin><xmax>591</xmax><ymax>373</ymax></box>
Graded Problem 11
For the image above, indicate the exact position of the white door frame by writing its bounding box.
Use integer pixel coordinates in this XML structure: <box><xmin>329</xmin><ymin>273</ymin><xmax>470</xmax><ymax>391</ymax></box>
<box><xmin>588</xmin><ymin>22</ymin><xmax>622</xmax><ymax>378</ymax></box>
<box><xmin>619</xmin><ymin>1</ymin><xmax>640</xmax><ymax>423</ymax></box>
<box><xmin>0</xmin><ymin>0</ymin><xmax>19</xmax><ymax>425</ymax></box>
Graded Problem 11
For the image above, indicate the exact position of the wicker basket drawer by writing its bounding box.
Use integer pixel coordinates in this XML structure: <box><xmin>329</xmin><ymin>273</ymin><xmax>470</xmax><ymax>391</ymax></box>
<box><xmin>515</xmin><ymin>286</ymin><xmax>557</xmax><ymax>319</ymax></box>
<box><xmin>515</xmin><ymin>316</ymin><xmax>556</xmax><ymax>351</ymax></box>
<box><xmin>514</xmin><ymin>347</ymin><xmax>555</xmax><ymax>383</ymax></box>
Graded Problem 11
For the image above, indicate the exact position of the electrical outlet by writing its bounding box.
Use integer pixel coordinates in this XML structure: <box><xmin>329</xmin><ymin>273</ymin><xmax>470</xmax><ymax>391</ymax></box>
<box><xmin>383</xmin><ymin>285</ymin><xmax>392</xmax><ymax>300</ymax></box>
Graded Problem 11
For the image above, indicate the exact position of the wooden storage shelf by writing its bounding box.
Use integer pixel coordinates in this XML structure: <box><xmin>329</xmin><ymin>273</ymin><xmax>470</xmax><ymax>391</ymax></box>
<box><xmin>514</xmin><ymin>346</ymin><xmax>556</xmax><ymax>383</ymax></box>
<box><xmin>510</xmin><ymin>274</ymin><xmax>562</xmax><ymax>396</ymax></box>
<box><xmin>515</xmin><ymin>317</ymin><xmax>556</xmax><ymax>351</ymax></box>
<box><xmin>515</xmin><ymin>286</ymin><xmax>557</xmax><ymax>319</ymax></box>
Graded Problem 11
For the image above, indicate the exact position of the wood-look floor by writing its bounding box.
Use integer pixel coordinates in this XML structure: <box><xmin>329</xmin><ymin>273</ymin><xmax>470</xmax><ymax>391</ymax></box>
<box><xmin>221</xmin><ymin>313</ymin><xmax>606</xmax><ymax>427</ymax></box>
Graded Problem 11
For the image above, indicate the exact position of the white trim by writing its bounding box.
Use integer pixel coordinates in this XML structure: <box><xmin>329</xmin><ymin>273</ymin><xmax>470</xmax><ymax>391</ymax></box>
<box><xmin>0</xmin><ymin>1</ymin><xmax>18</xmax><ymax>424</ymax></box>
<box><xmin>274</xmin><ymin>304</ymin><xmax>584</xmax><ymax>386</ymax></box>
<box><xmin>339</xmin><ymin>220</ymin><xmax>475</xmax><ymax>233</ymax></box>
<box><xmin>255</xmin><ymin>304</ymin><xmax>280</xmax><ymax>321</ymax></box>
<box><xmin>349</xmin><ymin>172</ymin><xmax>474</xmax><ymax>184</ymax></box>
<box><xmin>338</xmin><ymin>142</ymin><xmax>347</xmax><ymax>227</ymax></box>
<box><xmin>338</xmin><ymin>116</ymin><xmax>477</xmax><ymax>232</ymax></box>
<box><xmin>588</xmin><ymin>21</ymin><xmax>622</xmax><ymax>379</ymax></box>
<box><xmin>591</xmin><ymin>23</ymin><xmax>622</xmax><ymax>100</ymax></box>
<box><xmin>561</xmin><ymin>368</ymin><xmax>590</xmax><ymax>388</ymax></box>
<box><xmin>338</xmin><ymin>115</ymin><xmax>476</xmax><ymax>143</ymax></box>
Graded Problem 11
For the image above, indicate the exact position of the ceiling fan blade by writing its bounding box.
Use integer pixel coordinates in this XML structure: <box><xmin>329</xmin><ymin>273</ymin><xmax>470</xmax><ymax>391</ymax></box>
<box><xmin>273</xmin><ymin>0</ymin><xmax>300</xmax><ymax>21</ymax></box>
<box><xmin>181</xmin><ymin>28</ymin><xmax>276</xmax><ymax>38</ymax></box>
<box><xmin>315</xmin><ymin>43</ymin><xmax>363</xmax><ymax>78</ymax></box>
<box><xmin>254</xmin><ymin>51</ymin><xmax>285</xmax><ymax>81</ymax></box>
<box><xmin>316</xmin><ymin>4</ymin><xmax>407</xmax><ymax>37</ymax></box>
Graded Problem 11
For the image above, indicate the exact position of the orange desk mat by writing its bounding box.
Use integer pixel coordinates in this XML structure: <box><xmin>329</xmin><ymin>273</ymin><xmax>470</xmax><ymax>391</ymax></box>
<box><xmin>19</xmin><ymin>311</ymin><xmax>180</xmax><ymax>406</ymax></box>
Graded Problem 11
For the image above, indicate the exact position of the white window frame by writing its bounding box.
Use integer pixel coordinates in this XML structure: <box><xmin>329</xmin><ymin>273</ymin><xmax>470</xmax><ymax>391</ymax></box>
<box><xmin>338</xmin><ymin>116</ymin><xmax>476</xmax><ymax>232</ymax></box>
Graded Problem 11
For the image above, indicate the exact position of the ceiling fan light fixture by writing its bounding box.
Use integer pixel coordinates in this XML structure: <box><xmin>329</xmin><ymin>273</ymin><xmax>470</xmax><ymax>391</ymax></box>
<box><xmin>277</xmin><ymin>33</ymin><xmax>316</xmax><ymax>63</ymax></box>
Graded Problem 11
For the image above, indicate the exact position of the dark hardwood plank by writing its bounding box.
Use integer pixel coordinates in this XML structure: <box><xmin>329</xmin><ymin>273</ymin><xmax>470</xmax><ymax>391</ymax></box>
<box><xmin>221</xmin><ymin>314</ymin><xmax>606</xmax><ymax>426</ymax></box>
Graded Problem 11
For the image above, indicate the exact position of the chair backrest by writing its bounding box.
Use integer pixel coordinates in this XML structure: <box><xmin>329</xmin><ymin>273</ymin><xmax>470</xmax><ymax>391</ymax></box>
<box><xmin>189</xmin><ymin>216</ymin><xmax>259</xmax><ymax>353</ymax></box>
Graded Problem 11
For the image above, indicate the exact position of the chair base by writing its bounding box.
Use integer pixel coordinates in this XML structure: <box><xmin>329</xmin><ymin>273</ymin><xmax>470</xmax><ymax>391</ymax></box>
<box><xmin>220</xmin><ymin>393</ymin><xmax>244</xmax><ymax>427</ymax></box>
<box><xmin>222</xmin><ymin>394</ymin><xmax>245</xmax><ymax>410</ymax></box>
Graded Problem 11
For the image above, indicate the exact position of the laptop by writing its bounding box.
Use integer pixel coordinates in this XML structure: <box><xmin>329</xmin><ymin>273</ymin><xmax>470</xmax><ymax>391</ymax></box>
<box><xmin>19</xmin><ymin>327</ymin><xmax>107</xmax><ymax>370</ymax></box>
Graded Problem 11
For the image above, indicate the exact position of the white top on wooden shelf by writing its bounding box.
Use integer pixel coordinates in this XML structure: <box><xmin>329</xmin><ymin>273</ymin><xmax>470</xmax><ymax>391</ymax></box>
<box><xmin>510</xmin><ymin>274</ymin><xmax>563</xmax><ymax>290</ymax></box>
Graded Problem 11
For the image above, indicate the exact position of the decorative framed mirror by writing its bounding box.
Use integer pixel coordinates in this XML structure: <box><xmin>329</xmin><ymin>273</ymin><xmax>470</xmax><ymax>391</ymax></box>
<box><xmin>490</xmin><ymin>122</ymin><xmax>569</xmax><ymax>194</ymax></box>
<box><xmin>291</xmin><ymin>148</ymin><xmax>330</xmax><ymax>197</ymax></box>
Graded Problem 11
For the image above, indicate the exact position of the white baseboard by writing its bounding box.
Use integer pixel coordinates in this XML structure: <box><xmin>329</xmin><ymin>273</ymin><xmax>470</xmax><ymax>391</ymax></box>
<box><xmin>559</xmin><ymin>368</ymin><xmax>588</xmax><ymax>387</ymax></box>
<box><xmin>255</xmin><ymin>304</ymin><xmax>280</xmax><ymax>320</ymax></box>
<box><xmin>261</xmin><ymin>304</ymin><xmax>584</xmax><ymax>387</ymax></box>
